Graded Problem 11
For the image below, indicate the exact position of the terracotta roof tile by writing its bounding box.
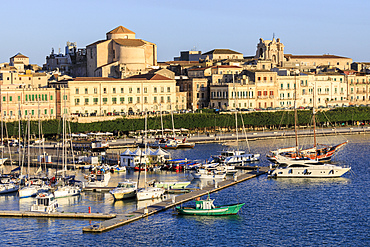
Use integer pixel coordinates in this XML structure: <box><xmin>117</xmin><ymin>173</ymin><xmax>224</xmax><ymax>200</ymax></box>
<box><xmin>284</xmin><ymin>54</ymin><xmax>350</xmax><ymax>59</ymax></box>
<box><xmin>107</xmin><ymin>26</ymin><xmax>135</xmax><ymax>34</ymax></box>
<box><xmin>203</xmin><ymin>49</ymin><xmax>242</xmax><ymax>55</ymax></box>
<box><xmin>113</xmin><ymin>39</ymin><xmax>146</xmax><ymax>47</ymax></box>
<box><xmin>125</xmin><ymin>73</ymin><xmax>172</xmax><ymax>81</ymax></box>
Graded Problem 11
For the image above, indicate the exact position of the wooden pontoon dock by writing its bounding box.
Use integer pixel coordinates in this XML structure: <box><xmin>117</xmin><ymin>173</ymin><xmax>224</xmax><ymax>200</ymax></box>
<box><xmin>82</xmin><ymin>167</ymin><xmax>269</xmax><ymax>233</ymax></box>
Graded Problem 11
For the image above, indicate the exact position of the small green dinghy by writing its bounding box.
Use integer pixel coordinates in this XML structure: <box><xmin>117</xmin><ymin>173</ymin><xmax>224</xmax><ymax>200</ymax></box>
<box><xmin>176</xmin><ymin>195</ymin><xmax>244</xmax><ymax>216</ymax></box>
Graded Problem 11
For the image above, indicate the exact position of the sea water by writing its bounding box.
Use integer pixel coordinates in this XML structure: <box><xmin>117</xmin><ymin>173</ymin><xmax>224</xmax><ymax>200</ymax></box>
<box><xmin>0</xmin><ymin>134</ymin><xmax>369</xmax><ymax>246</ymax></box>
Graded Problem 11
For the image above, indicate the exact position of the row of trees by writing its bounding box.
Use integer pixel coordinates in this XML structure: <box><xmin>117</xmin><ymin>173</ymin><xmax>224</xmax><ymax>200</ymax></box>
<box><xmin>3</xmin><ymin>107</ymin><xmax>370</xmax><ymax>138</ymax></box>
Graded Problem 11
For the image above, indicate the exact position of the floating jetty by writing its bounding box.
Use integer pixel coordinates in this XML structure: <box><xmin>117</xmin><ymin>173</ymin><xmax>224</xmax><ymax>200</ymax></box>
<box><xmin>0</xmin><ymin>211</ymin><xmax>116</xmax><ymax>219</ymax></box>
<box><xmin>82</xmin><ymin>167</ymin><xmax>269</xmax><ymax>233</ymax></box>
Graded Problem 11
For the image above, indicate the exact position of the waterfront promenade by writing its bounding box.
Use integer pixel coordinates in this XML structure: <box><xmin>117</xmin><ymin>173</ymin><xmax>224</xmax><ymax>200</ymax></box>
<box><xmin>107</xmin><ymin>125</ymin><xmax>370</xmax><ymax>148</ymax></box>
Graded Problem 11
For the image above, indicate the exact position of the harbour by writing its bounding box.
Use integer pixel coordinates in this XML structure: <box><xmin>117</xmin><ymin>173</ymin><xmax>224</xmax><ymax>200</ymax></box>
<box><xmin>0</xmin><ymin>134</ymin><xmax>368</xmax><ymax>246</ymax></box>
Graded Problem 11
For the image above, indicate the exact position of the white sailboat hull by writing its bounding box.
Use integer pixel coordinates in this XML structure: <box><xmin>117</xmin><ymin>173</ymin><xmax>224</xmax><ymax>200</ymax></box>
<box><xmin>19</xmin><ymin>186</ymin><xmax>39</xmax><ymax>198</ymax></box>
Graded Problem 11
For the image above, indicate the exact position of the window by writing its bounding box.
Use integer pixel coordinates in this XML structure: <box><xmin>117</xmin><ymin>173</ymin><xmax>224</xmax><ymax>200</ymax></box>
<box><xmin>257</xmin><ymin>91</ymin><xmax>262</xmax><ymax>96</ymax></box>
<box><xmin>263</xmin><ymin>91</ymin><xmax>268</xmax><ymax>96</ymax></box>
<box><xmin>25</xmin><ymin>110</ymin><xmax>28</xmax><ymax>115</ymax></box>
<box><xmin>75</xmin><ymin>98</ymin><xmax>80</xmax><ymax>105</ymax></box>
<box><xmin>137</xmin><ymin>97</ymin><xmax>140</xmax><ymax>103</ymax></box>
<box><xmin>121</xmin><ymin>88</ymin><xmax>124</xmax><ymax>93</ymax></box>
<box><xmin>120</xmin><ymin>97</ymin><xmax>124</xmax><ymax>104</ymax></box>
<box><xmin>85</xmin><ymin>88</ymin><xmax>88</xmax><ymax>94</ymax></box>
<box><xmin>113</xmin><ymin>88</ymin><xmax>116</xmax><ymax>94</ymax></box>
<box><xmin>144</xmin><ymin>97</ymin><xmax>148</xmax><ymax>103</ymax></box>
<box><xmin>161</xmin><ymin>87</ymin><xmax>164</xmax><ymax>93</ymax></box>
<box><xmin>94</xmin><ymin>88</ymin><xmax>98</xmax><ymax>94</ymax></box>
<box><xmin>103</xmin><ymin>98</ymin><xmax>108</xmax><ymax>104</ymax></box>
<box><xmin>9</xmin><ymin>96</ymin><xmax>12</xmax><ymax>102</ymax></box>
<box><xmin>154</xmin><ymin>87</ymin><xmax>157</xmax><ymax>93</ymax></box>
<box><xmin>103</xmin><ymin>88</ymin><xmax>107</xmax><ymax>94</ymax></box>
<box><xmin>137</xmin><ymin>88</ymin><xmax>140</xmax><ymax>93</ymax></box>
<box><xmin>93</xmin><ymin>98</ymin><xmax>98</xmax><ymax>104</ymax></box>
<box><xmin>76</xmin><ymin>88</ymin><xmax>79</xmax><ymax>94</ymax></box>
<box><xmin>50</xmin><ymin>95</ymin><xmax>53</xmax><ymax>100</ymax></box>
<box><xmin>51</xmin><ymin>109</ymin><xmax>54</xmax><ymax>115</ymax></box>
<box><xmin>167</xmin><ymin>96</ymin><xmax>171</xmax><ymax>102</ymax></box>
<box><xmin>128</xmin><ymin>97</ymin><xmax>133</xmax><ymax>103</ymax></box>
<box><xmin>160</xmin><ymin>96</ymin><xmax>164</xmax><ymax>103</ymax></box>
<box><xmin>112</xmin><ymin>97</ymin><xmax>117</xmax><ymax>104</ymax></box>
<box><xmin>44</xmin><ymin>109</ymin><xmax>47</xmax><ymax>115</ymax></box>
<box><xmin>32</xmin><ymin>110</ymin><xmax>34</xmax><ymax>115</ymax></box>
<box><xmin>129</xmin><ymin>88</ymin><xmax>132</xmax><ymax>93</ymax></box>
<box><xmin>84</xmin><ymin>98</ymin><xmax>89</xmax><ymax>105</ymax></box>
<box><xmin>18</xmin><ymin>96</ymin><xmax>20</xmax><ymax>101</ymax></box>
<box><xmin>167</xmin><ymin>87</ymin><xmax>170</xmax><ymax>92</ymax></box>
<box><xmin>153</xmin><ymin>97</ymin><xmax>157</xmax><ymax>103</ymax></box>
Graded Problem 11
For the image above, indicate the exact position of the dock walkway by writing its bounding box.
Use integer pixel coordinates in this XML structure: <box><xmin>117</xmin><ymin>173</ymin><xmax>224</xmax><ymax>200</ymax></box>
<box><xmin>0</xmin><ymin>211</ymin><xmax>116</xmax><ymax>219</ymax></box>
<box><xmin>82</xmin><ymin>167</ymin><xmax>269</xmax><ymax>233</ymax></box>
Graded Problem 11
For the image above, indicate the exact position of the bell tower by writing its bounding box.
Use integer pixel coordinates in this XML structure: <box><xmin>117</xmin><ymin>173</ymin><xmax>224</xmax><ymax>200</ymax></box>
<box><xmin>255</xmin><ymin>38</ymin><xmax>285</xmax><ymax>67</ymax></box>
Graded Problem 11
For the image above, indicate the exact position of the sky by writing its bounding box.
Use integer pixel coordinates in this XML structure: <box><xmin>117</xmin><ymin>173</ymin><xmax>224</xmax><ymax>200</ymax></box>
<box><xmin>1</xmin><ymin>0</ymin><xmax>370</xmax><ymax>66</ymax></box>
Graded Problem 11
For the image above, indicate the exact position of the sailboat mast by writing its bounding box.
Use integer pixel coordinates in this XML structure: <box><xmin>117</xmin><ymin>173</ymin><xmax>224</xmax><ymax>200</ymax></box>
<box><xmin>144</xmin><ymin>111</ymin><xmax>147</xmax><ymax>188</ymax></box>
<box><xmin>18</xmin><ymin>103</ymin><xmax>22</xmax><ymax>175</ymax></box>
<box><xmin>313</xmin><ymin>81</ymin><xmax>317</xmax><ymax>156</ymax></box>
<box><xmin>160</xmin><ymin>104</ymin><xmax>164</xmax><ymax>137</ymax></box>
<box><xmin>233</xmin><ymin>75</ymin><xmax>239</xmax><ymax>150</ymax></box>
<box><xmin>27</xmin><ymin>116</ymin><xmax>30</xmax><ymax>177</ymax></box>
<box><xmin>294</xmin><ymin>71</ymin><xmax>299</xmax><ymax>156</ymax></box>
<box><xmin>171</xmin><ymin>107</ymin><xmax>175</xmax><ymax>138</ymax></box>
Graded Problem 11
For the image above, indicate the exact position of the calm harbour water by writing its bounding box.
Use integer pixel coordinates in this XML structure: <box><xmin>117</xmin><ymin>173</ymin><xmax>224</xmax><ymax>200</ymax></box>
<box><xmin>0</xmin><ymin>134</ymin><xmax>369</xmax><ymax>246</ymax></box>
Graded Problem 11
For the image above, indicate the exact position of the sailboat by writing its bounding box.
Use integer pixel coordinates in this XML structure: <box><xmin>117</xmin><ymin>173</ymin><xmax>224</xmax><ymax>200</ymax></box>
<box><xmin>212</xmin><ymin>75</ymin><xmax>260</xmax><ymax>165</ymax></box>
<box><xmin>136</xmin><ymin>111</ymin><xmax>165</xmax><ymax>201</ymax></box>
<box><xmin>19</xmin><ymin>117</ymin><xmax>40</xmax><ymax>198</ymax></box>
<box><xmin>53</xmin><ymin>97</ymin><xmax>81</xmax><ymax>198</ymax></box>
<box><xmin>267</xmin><ymin>73</ymin><xmax>348</xmax><ymax>164</ymax></box>
<box><xmin>267</xmin><ymin>71</ymin><xmax>351</xmax><ymax>178</ymax></box>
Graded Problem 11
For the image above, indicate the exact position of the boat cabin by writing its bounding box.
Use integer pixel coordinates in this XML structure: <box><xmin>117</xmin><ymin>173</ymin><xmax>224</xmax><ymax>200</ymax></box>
<box><xmin>117</xmin><ymin>181</ymin><xmax>137</xmax><ymax>189</ymax></box>
<box><xmin>196</xmin><ymin>199</ymin><xmax>215</xmax><ymax>210</ymax></box>
<box><xmin>30</xmin><ymin>193</ymin><xmax>58</xmax><ymax>213</ymax></box>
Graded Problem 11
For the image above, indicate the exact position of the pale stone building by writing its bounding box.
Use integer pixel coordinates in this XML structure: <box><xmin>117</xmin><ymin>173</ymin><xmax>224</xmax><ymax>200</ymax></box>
<box><xmin>0</xmin><ymin>71</ymin><xmax>58</xmax><ymax>121</ymax></box>
<box><xmin>255</xmin><ymin>38</ymin><xmax>285</xmax><ymax>67</ymax></box>
<box><xmin>177</xmin><ymin>78</ymin><xmax>208</xmax><ymax>110</ymax></box>
<box><xmin>9</xmin><ymin>53</ymin><xmax>29</xmax><ymax>72</ymax></box>
<box><xmin>201</xmin><ymin>49</ymin><xmax>243</xmax><ymax>61</ymax></box>
<box><xmin>86</xmin><ymin>26</ymin><xmax>157</xmax><ymax>78</ymax></box>
<box><xmin>62</xmin><ymin>71</ymin><xmax>186</xmax><ymax>116</ymax></box>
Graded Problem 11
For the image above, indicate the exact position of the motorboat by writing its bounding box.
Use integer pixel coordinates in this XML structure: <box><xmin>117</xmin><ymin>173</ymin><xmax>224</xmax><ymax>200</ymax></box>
<box><xmin>154</xmin><ymin>181</ymin><xmax>191</xmax><ymax>190</ymax></box>
<box><xmin>148</xmin><ymin>137</ymin><xmax>178</xmax><ymax>149</ymax></box>
<box><xmin>53</xmin><ymin>185</ymin><xmax>81</xmax><ymax>198</ymax></box>
<box><xmin>30</xmin><ymin>192</ymin><xmax>58</xmax><ymax>213</ymax></box>
<box><xmin>210</xmin><ymin>150</ymin><xmax>260</xmax><ymax>165</ymax></box>
<box><xmin>267</xmin><ymin>159</ymin><xmax>351</xmax><ymax>178</ymax></box>
<box><xmin>176</xmin><ymin>194</ymin><xmax>244</xmax><ymax>216</ymax></box>
<box><xmin>109</xmin><ymin>180</ymin><xmax>137</xmax><ymax>200</ymax></box>
<box><xmin>192</xmin><ymin>168</ymin><xmax>226</xmax><ymax>180</ymax></box>
<box><xmin>136</xmin><ymin>187</ymin><xmax>165</xmax><ymax>201</ymax></box>
<box><xmin>0</xmin><ymin>182</ymin><xmax>19</xmax><ymax>194</ymax></box>
<box><xmin>84</xmin><ymin>172</ymin><xmax>111</xmax><ymax>188</ymax></box>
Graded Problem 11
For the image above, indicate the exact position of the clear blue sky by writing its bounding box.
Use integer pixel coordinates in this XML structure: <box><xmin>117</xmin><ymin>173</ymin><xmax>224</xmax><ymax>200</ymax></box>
<box><xmin>1</xmin><ymin>0</ymin><xmax>369</xmax><ymax>66</ymax></box>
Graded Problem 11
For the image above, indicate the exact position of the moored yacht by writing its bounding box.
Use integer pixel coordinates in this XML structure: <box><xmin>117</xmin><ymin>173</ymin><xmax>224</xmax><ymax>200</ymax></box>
<box><xmin>109</xmin><ymin>180</ymin><xmax>137</xmax><ymax>200</ymax></box>
<box><xmin>30</xmin><ymin>192</ymin><xmax>58</xmax><ymax>213</ymax></box>
<box><xmin>0</xmin><ymin>182</ymin><xmax>19</xmax><ymax>194</ymax></box>
<box><xmin>136</xmin><ymin>187</ymin><xmax>165</xmax><ymax>201</ymax></box>
<box><xmin>53</xmin><ymin>185</ymin><xmax>81</xmax><ymax>198</ymax></box>
<box><xmin>268</xmin><ymin>160</ymin><xmax>351</xmax><ymax>178</ymax></box>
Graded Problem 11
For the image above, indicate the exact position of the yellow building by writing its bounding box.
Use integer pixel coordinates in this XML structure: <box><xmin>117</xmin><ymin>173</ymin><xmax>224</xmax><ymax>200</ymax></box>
<box><xmin>64</xmin><ymin>72</ymin><xmax>186</xmax><ymax>116</ymax></box>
